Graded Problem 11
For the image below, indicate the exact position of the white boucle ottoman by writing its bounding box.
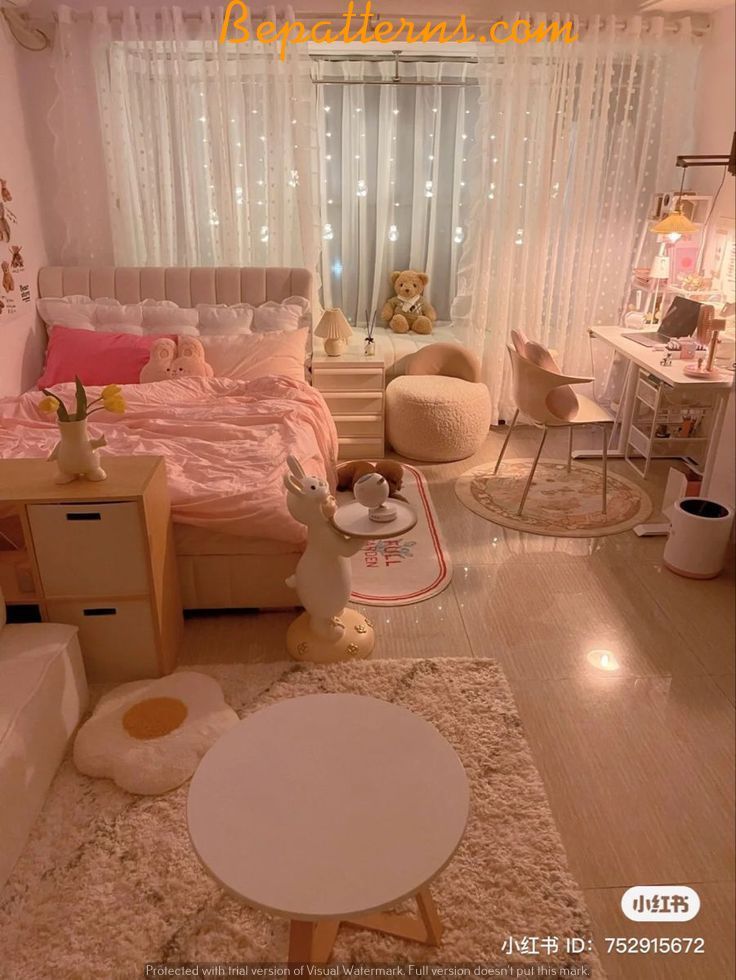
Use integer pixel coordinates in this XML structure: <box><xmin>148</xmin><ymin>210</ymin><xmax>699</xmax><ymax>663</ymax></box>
<box><xmin>386</xmin><ymin>374</ymin><xmax>492</xmax><ymax>462</ymax></box>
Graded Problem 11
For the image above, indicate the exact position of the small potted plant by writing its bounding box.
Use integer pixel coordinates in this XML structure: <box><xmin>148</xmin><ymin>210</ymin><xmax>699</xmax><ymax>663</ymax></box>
<box><xmin>38</xmin><ymin>378</ymin><xmax>125</xmax><ymax>484</ymax></box>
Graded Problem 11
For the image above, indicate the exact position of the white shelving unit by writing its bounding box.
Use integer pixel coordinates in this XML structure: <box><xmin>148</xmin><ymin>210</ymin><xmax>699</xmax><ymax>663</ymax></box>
<box><xmin>625</xmin><ymin>369</ymin><xmax>714</xmax><ymax>479</ymax></box>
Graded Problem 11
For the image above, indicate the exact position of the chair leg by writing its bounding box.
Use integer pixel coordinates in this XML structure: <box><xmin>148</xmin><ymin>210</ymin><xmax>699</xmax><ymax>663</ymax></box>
<box><xmin>493</xmin><ymin>408</ymin><xmax>519</xmax><ymax>475</ymax></box>
<box><xmin>517</xmin><ymin>426</ymin><xmax>548</xmax><ymax>516</ymax></box>
<box><xmin>601</xmin><ymin>424</ymin><xmax>608</xmax><ymax>514</ymax></box>
<box><xmin>567</xmin><ymin>426</ymin><xmax>574</xmax><ymax>473</ymax></box>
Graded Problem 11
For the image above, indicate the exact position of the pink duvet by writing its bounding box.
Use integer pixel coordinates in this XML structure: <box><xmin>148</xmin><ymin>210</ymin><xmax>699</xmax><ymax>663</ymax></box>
<box><xmin>0</xmin><ymin>377</ymin><xmax>337</xmax><ymax>545</ymax></box>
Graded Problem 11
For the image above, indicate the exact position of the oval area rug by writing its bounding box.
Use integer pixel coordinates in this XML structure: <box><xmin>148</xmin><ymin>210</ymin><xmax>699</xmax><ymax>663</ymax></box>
<box><xmin>456</xmin><ymin>458</ymin><xmax>653</xmax><ymax>537</ymax></box>
<box><xmin>345</xmin><ymin>464</ymin><xmax>452</xmax><ymax>605</ymax></box>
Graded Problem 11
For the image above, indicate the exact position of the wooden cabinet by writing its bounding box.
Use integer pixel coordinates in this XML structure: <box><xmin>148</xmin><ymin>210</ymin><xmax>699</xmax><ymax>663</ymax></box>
<box><xmin>0</xmin><ymin>456</ymin><xmax>182</xmax><ymax>682</ymax></box>
<box><xmin>312</xmin><ymin>343</ymin><xmax>386</xmax><ymax>460</ymax></box>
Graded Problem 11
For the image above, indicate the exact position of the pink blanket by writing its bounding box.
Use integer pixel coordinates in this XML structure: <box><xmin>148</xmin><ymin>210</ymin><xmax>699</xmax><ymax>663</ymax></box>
<box><xmin>0</xmin><ymin>377</ymin><xmax>337</xmax><ymax>545</ymax></box>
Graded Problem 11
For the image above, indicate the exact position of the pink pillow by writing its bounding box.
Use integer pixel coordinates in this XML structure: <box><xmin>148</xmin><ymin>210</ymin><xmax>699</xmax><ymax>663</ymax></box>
<box><xmin>37</xmin><ymin>325</ymin><xmax>174</xmax><ymax>388</ymax></box>
<box><xmin>198</xmin><ymin>328</ymin><xmax>308</xmax><ymax>382</ymax></box>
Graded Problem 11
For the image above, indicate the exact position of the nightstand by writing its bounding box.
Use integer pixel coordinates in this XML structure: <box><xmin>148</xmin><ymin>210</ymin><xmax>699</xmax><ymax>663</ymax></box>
<box><xmin>0</xmin><ymin>456</ymin><xmax>182</xmax><ymax>682</ymax></box>
<box><xmin>312</xmin><ymin>341</ymin><xmax>385</xmax><ymax>460</ymax></box>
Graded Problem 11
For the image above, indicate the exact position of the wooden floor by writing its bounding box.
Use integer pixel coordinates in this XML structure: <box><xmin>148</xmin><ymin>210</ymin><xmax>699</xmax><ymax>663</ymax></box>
<box><xmin>180</xmin><ymin>427</ymin><xmax>735</xmax><ymax>980</ymax></box>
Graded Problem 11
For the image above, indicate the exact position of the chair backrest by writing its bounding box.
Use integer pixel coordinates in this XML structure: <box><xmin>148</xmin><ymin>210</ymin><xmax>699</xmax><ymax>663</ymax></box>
<box><xmin>507</xmin><ymin>346</ymin><xmax>583</xmax><ymax>424</ymax></box>
<box><xmin>405</xmin><ymin>342</ymin><xmax>481</xmax><ymax>383</ymax></box>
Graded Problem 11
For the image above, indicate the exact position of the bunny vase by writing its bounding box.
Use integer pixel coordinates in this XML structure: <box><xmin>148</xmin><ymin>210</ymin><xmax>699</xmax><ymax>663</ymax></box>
<box><xmin>283</xmin><ymin>455</ymin><xmax>375</xmax><ymax>663</ymax></box>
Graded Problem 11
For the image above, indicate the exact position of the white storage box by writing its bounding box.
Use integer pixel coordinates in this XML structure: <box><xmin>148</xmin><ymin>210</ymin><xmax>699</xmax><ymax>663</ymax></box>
<box><xmin>0</xmin><ymin>618</ymin><xmax>88</xmax><ymax>888</ymax></box>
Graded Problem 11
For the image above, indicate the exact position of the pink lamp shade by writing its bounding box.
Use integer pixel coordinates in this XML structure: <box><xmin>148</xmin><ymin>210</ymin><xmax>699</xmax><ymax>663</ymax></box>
<box><xmin>315</xmin><ymin>308</ymin><xmax>352</xmax><ymax>356</ymax></box>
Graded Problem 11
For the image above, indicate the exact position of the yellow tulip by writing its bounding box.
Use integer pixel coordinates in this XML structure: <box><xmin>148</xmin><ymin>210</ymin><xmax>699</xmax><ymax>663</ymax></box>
<box><xmin>104</xmin><ymin>397</ymin><xmax>126</xmax><ymax>414</ymax></box>
<box><xmin>101</xmin><ymin>384</ymin><xmax>122</xmax><ymax>398</ymax></box>
<box><xmin>38</xmin><ymin>395</ymin><xmax>60</xmax><ymax>414</ymax></box>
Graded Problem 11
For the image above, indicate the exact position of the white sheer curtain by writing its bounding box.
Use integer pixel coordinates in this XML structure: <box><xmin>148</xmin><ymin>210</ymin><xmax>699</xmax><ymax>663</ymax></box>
<box><xmin>453</xmin><ymin>15</ymin><xmax>701</xmax><ymax>423</ymax></box>
<box><xmin>315</xmin><ymin>59</ymin><xmax>478</xmax><ymax>325</ymax></box>
<box><xmin>50</xmin><ymin>5</ymin><xmax>320</xmax><ymax>281</ymax></box>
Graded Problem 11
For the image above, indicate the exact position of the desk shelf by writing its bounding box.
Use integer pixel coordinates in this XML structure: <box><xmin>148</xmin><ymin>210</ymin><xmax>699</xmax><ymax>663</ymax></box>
<box><xmin>625</xmin><ymin>370</ymin><xmax>715</xmax><ymax>478</ymax></box>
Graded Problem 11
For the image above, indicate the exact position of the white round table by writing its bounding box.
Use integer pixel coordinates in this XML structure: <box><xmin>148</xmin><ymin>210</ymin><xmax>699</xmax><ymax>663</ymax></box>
<box><xmin>187</xmin><ymin>694</ymin><xmax>470</xmax><ymax>964</ymax></box>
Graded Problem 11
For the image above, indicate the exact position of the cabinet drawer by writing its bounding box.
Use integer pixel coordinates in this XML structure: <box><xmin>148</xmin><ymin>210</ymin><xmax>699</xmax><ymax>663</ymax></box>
<box><xmin>28</xmin><ymin>502</ymin><xmax>148</xmax><ymax>598</ymax></box>
<box><xmin>338</xmin><ymin>437</ymin><xmax>385</xmax><ymax>460</ymax></box>
<box><xmin>323</xmin><ymin>392</ymin><xmax>383</xmax><ymax>416</ymax></box>
<box><xmin>46</xmin><ymin>599</ymin><xmax>160</xmax><ymax>682</ymax></box>
<box><xmin>334</xmin><ymin>414</ymin><xmax>384</xmax><ymax>438</ymax></box>
<box><xmin>313</xmin><ymin>367</ymin><xmax>384</xmax><ymax>392</ymax></box>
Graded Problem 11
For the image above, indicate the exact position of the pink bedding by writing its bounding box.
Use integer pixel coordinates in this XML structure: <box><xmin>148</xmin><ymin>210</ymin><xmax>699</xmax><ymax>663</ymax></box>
<box><xmin>0</xmin><ymin>376</ymin><xmax>337</xmax><ymax>545</ymax></box>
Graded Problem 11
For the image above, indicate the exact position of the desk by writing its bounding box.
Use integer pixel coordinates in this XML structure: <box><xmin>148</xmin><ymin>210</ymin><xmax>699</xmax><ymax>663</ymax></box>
<box><xmin>585</xmin><ymin>326</ymin><xmax>734</xmax><ymax>495</ymax></box>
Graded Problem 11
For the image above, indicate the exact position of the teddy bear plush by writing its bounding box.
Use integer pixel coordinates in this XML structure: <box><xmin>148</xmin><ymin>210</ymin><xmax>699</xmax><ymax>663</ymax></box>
<box><xmin>336</xmin><ymin>459</ymin><xmax>404</xmax><ymax>497</ymax></box>
<box><xmin>380</xmin><ymin>270</ymin><xmax>436</xmax><ymax>335</ymax></box>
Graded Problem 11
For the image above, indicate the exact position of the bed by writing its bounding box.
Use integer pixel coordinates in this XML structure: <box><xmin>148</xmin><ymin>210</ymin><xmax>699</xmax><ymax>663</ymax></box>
<box><xmin>1</xmin><ymin>266</ymin><xmax>336</xmax><ymax>611</ymax></box>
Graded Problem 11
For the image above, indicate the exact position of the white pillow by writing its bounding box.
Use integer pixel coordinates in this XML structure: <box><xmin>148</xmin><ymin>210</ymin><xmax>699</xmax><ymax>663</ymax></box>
<box><xmin>37</xmin><ymin>296</ymin><xmax>96</xmax><ymax>332</ymax></box>
<box><xmin>199</xmin><ymin>329</ymin><xmax>308</xmax><ymax>382</ymax></box>
<box><xmin>94</xmin><ymin>299</ymin><xmax>144</xmax><ymax>329</ymax></box>
<box><xmin>197</xmin><ymin>303</ymin><xmax>254</xmax><ymax>335</ymax></box>
<box><xmin>142</xmin><ymin>299</ymin><xmax>200</xmax><ymax>334</ymax></box>
<box><xmin>252</xmin><ymin>296</ymin><xmax>310</xmax><ymax>333</ymax></box>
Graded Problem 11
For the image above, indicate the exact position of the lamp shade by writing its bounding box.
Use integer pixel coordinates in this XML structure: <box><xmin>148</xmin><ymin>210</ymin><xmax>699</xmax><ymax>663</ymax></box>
<box><xmin>315</xmin><ymin>308</ymin><xmax>352</xmax><ymax>356</ymax></box>
<box><xmin>651</xmin><ymin>211</ymin><xmax>697</xmax><ymax>237</ymax></box>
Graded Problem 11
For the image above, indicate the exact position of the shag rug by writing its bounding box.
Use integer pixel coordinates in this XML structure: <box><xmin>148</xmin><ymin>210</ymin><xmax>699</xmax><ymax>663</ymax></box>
<box><xmin>347</xmin><ymin>465</ymin><xmax>452</xmax><ymax>605</ymax></box>
<box><xmin>456</xmin><ymin>459</ymin><xmax>652</xmax><ymax>537</ymax></box>
<box><xmin>0</xmin><ymin>660</ymin><xmax>604</xmax><ymax>979</ymax></box>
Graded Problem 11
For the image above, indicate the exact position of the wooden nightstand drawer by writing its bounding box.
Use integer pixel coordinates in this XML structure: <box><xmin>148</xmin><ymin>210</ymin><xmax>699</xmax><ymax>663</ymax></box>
<box><xmin>313</xmin><ymin>367</ymin><xmax>384</xmax><ymax>391</ymax></box>
<box><xmin>338</xmin><ymin>437</ymin><xmax>385</xmax><ymax>460</ymax></box>
<box><xmin>28</xmin><ymin>501</ymin><xmax>148</xmax><ymax>599</ymax></box>
<box><xmin>46</xmin><ymin>599</ymin><xmax>158</xmax><ymax>682</ymax></box>
<box><xmin>334</xmin><ymin>415</ymin><xmax>384</xmax><ymax>439</ymax></box>
<box><xmin>322</xmin><ymin>392</ymin><xmax>383</xmax><ymax>416</ymax></box>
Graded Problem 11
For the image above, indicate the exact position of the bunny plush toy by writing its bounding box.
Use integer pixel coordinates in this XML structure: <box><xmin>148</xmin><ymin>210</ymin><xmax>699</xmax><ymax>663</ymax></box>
<box><xmin>170</xmin><ymin>337</ymin><xmax>214</xmax><ymax>378</ymax></box>
<box><xmin>140</xmin><ymin>337</ymin><xmax>213</xmax><ymax>383</ymax></box>
<box><xmin>139</xmin><ymin>338</ymin><xmax>177</xmax><ymax>383</ymax></box>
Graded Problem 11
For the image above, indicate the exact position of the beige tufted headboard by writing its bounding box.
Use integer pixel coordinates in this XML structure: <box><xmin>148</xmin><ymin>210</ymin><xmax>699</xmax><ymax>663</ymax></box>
<box><xmin>38</xmin><ymin>266</ymin><xmax>312</xmax><ymax>310</ymax></box>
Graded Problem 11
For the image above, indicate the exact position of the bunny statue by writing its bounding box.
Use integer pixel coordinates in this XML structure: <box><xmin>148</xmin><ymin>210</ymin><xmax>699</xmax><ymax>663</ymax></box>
<box><xmin>283</xmin><ymin>455</ymin><xmax>374</xmax><ymax>662</ymax></box>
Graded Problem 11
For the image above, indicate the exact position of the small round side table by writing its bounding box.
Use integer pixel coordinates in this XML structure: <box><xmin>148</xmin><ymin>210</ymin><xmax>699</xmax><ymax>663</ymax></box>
<box><xmin>187</xmin><ymin>694</ymin><xmax>470</xmax><ymax>964</ymax></box>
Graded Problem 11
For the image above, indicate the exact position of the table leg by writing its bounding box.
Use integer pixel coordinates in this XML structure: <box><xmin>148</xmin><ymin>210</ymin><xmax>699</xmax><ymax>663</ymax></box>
<box><xmin>344</xmin><ymin>886</ymin><xmax>444</xmax><ymax>947</ymax></box>
<box><xmin>416</xmin><ymin>885</ymin><xmax>444</xmax><ymax>945</ymax></box>
<box><xmin>289</xmin><ymin>919</ymin><xmax>340</xmax><ymax>964</ymax></box>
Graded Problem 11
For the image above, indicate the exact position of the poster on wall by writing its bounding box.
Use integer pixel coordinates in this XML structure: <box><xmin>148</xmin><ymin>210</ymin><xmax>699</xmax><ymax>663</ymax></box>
<box><xmin>0</xmin><ymin>176</ymin><xmax>31</xmax><ymax>320</ymax></box>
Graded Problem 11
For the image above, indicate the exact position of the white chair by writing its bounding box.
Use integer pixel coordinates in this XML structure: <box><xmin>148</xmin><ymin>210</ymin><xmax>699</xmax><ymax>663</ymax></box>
<box><xmin>494</xmin><ymin>336</ymin><xmax>612</xmax><ymax>516</ymax></box>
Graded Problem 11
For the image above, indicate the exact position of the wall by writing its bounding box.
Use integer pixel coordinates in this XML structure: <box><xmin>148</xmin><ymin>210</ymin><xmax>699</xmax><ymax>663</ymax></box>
<box><xmin>0</xmin><ymin>22</ymin><xmax>47</xmax><ymax>396</ymax></box>
<box><xmin>693</xmin><ymin>5</ymin><xmax>735</xmax><ymax>509</ymax></box>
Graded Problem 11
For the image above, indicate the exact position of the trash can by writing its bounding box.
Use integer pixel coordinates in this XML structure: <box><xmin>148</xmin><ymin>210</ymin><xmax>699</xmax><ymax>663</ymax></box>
<box><xmin>663</xmin><ymin>497</ymin><xmax>735</xmax><ymax>579</ymax></box>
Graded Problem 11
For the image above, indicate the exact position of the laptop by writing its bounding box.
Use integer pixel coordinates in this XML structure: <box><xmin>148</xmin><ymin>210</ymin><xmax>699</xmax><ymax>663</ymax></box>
<box><xmin>623</xmin><ymin>296</ymin><xmax>702</xmax><ymax>348</ymax></box>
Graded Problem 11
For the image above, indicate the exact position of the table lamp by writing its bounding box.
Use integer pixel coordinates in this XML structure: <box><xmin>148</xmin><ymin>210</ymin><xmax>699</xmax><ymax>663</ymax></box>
<box><xmin>315</xmin><ymin>308</ymin><xmax>352</xmax><ymax>356</ymax></box>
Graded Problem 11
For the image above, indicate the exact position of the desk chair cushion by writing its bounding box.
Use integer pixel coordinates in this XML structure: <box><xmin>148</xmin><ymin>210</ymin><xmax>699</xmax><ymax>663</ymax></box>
<box><xmin>405</xmin><ymin>342</ymin><xmax>481</xmax><ymax>383</ymax></box>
